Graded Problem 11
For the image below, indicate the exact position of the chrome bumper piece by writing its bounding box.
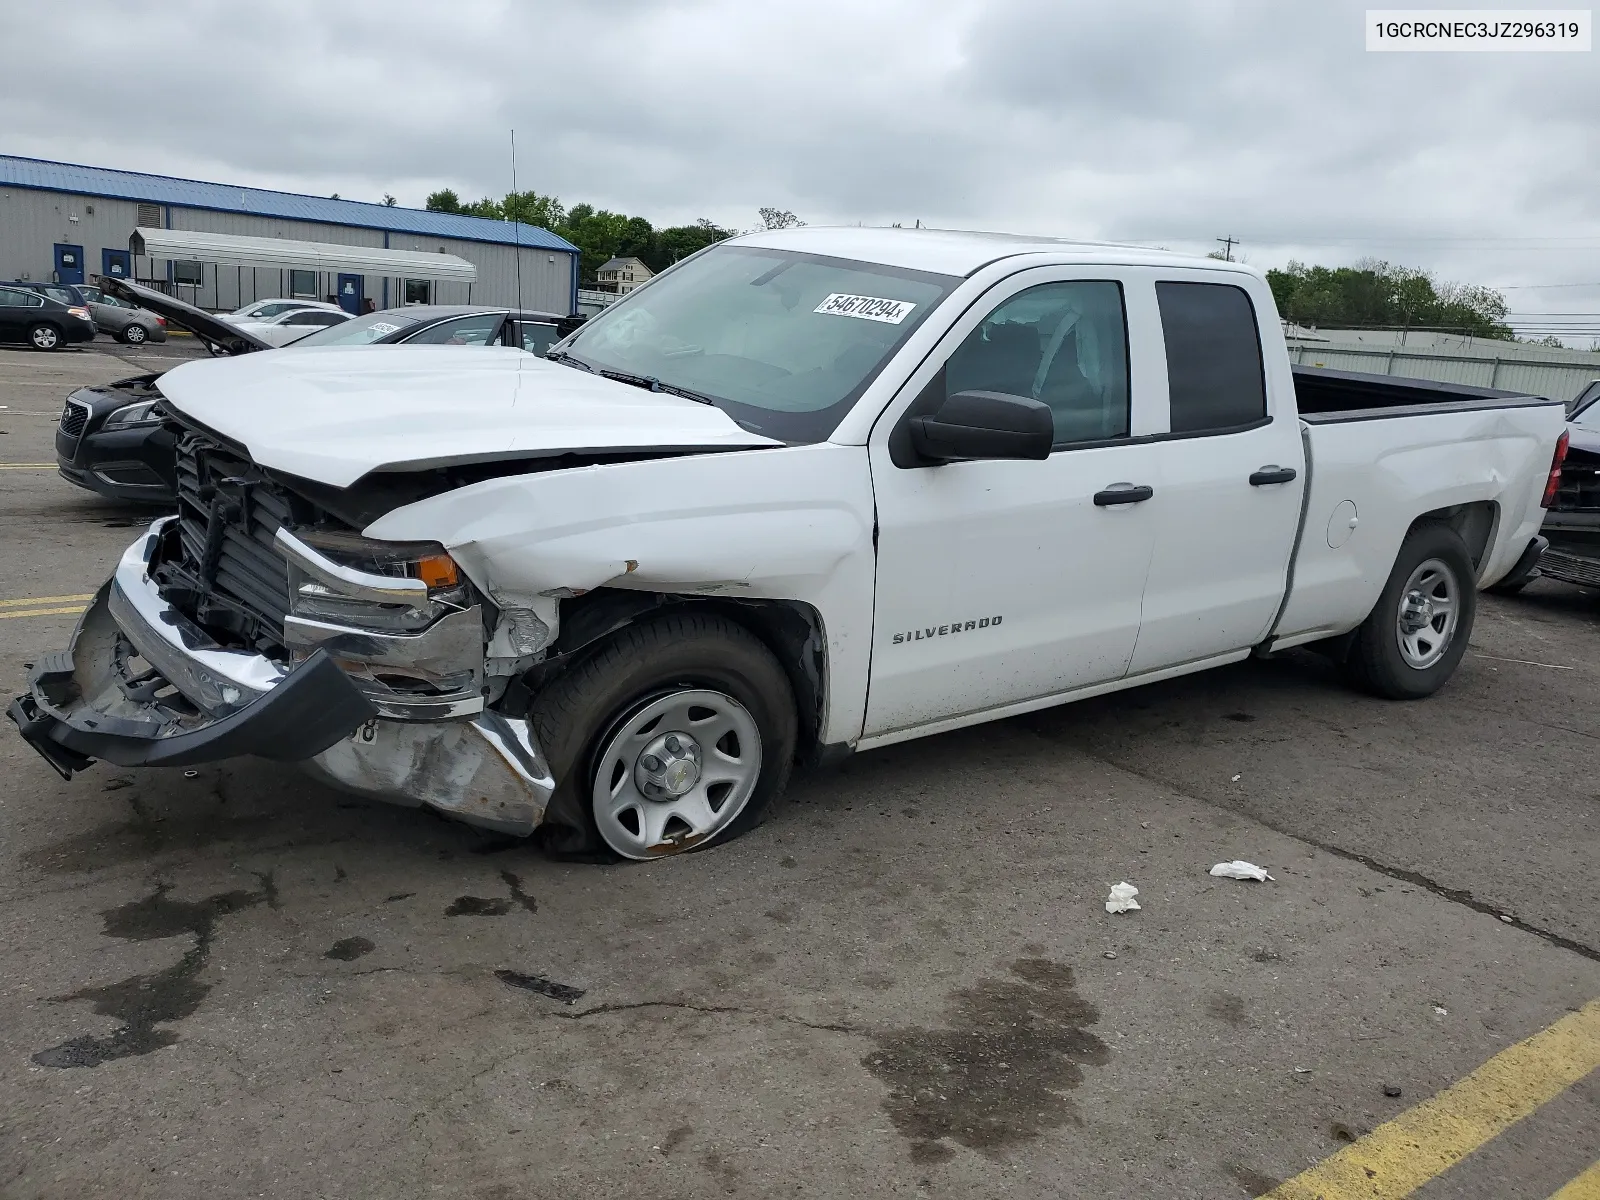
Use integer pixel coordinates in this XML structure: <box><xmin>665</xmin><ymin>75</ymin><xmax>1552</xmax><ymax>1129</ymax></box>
<box><xmin>8</xmin><ymin>519</ymin><xmax>555</xmax><ymax>834</ymax></box>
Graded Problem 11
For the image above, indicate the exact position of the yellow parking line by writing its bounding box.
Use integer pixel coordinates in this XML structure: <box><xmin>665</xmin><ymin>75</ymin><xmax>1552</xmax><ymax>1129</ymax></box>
<box><xmin>0</xmin><ymin>594</ymin><xmax>94</xmax><ymax>608</ymax></box>
<box><xmin>1267</xmin><ymin>999</ymin><xmax>1600</xmax><ymax>1199</ymax></box>
<box><xmin>1549</xmin><ymin>1161</ymin><xmax>1600</xmax><ymax>1200</ymax></box>
<box><xmin>0</xmin><ymin>606</ymin><xmax>85</xmax><ymax>620</ymax></box>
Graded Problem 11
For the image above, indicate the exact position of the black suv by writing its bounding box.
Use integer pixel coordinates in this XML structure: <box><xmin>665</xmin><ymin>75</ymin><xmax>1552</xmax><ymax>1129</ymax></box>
<box><xmin>0</xmin><ymin>283</ymin><xmax>96</xmax><ymax>350</ymax></box>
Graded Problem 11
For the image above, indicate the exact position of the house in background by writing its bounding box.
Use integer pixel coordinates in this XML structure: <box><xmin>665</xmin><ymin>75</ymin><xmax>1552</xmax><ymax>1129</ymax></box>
<box><xmin>595</xmin><ymin>256</ymin><xmax>653</xmax><ymax>295</ymax></box>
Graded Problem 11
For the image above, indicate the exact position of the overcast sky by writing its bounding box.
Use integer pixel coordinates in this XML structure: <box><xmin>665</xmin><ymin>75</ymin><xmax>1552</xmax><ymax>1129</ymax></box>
<box><xmin>3</xmin><ymin>0</ymin><xmax>1597</xmax><ymax>334</ymax></box>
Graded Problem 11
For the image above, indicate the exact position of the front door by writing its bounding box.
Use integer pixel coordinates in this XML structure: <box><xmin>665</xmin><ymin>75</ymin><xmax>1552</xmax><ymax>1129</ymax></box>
<box><xmin>864</xmin><ymin>269</ymin><xmax>1164</xmax><ymax>740</ymax></box>
<box><xmin>53</xmin><ymin>244</ymin><xmax>85</xmax><ymax>285</ymax></box>
<box><xmin>336</xmin><ymin>273</ymin><xmax>363</xmax><ymax>314</ymax></box>
<box><xmin>102</xmin><ymin>248</ymin><xmax>132</xmax><ymax>281</ymax></box>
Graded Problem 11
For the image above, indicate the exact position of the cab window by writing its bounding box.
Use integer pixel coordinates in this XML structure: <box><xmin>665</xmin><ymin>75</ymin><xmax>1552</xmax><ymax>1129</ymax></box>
<box><xmin>404</xmin><ymin>314</ymin><xmax>503</xmax><ymax>346</ymax></box>
<box><xmin>942</xmin><ymin>280</ymin><xmax>1130</xmax><ymax>446</ymax></box>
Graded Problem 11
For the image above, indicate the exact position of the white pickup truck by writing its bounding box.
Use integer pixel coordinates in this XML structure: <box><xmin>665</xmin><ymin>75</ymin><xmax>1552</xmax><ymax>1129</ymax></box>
<box><xmin>10</xmin><ymin>228</ymin><xmax>1569</xmax><ymax>860</ymax></box>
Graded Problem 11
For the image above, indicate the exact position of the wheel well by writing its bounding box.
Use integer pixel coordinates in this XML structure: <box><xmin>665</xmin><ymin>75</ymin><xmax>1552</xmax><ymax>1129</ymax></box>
<box><xmin>1408</xmin><ymin>500</ymin><xmax>1496</xmax><ymax>571</ymax></box>
<box><xmin>518</xmin><ymin>589</ymin><xmax>828</xmax><ymax>763</ymax></box>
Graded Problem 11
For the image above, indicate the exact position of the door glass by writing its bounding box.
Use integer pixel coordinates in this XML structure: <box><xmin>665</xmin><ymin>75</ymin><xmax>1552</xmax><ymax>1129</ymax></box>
<box><xmin>1156</xmin><ymin>282</ymin><xmax>1266</xmax><ymax>433</ymax></box>
<box><xmin>518</xmin><ymin>322</ymin><xmax>560</xmax><ymax>355</ymax></box>
<box><xmin>0</xmin><ymin>288</ymin><xmax>26</xmax><ymax>306</ymax></box>
<box><xmin>403</xmin><ymin>314</ymin><xmax>501</xmax><ymax>345</ymax></box>
<box><xmin>944</xmin><ymin>281</ymin><xmax>1130</xmax><ymax>446</ymax></box>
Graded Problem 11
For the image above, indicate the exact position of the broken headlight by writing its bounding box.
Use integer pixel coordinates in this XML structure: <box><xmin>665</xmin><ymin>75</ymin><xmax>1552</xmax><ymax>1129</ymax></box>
<box><xmin>282</xmin><ymin>529</ymin><xmax>474</xmax><ymax>634</ymax></box>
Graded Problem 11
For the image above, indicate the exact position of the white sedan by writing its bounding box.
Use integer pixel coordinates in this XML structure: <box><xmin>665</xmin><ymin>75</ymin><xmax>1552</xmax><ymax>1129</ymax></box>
<box><xmin>223</xmin><ymin>298</ymin><xmax>346</xmax><ymax>325</ymax></box>
<box><xmin>231</xmin><ymin>306</ymin><xmax>353</xmax><ymax>346</ymax></box>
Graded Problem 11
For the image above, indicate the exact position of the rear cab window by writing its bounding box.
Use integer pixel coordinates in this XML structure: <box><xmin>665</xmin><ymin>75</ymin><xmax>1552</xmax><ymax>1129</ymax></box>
<box><xmin>1155</xmin><ymin>281</ymin><xmax>1267</xmax><ymax>433</ymax></box>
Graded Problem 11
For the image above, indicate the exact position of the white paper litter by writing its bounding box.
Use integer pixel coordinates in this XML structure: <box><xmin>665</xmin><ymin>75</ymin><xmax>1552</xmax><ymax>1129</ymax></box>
<box><xmin>1209</xmin><ymin>860</ymin><xmax>1275</xmax><ymax>882</ymax></box>
<box><xmin>1230</xmin><ymin>774</ymin><xmax>1242</xmax><ymax>782</ymax></box>
<box><xmin>1106</xmin><ymin>882</ymin><xmax>1141</xmax><ymax>914</ymax></box>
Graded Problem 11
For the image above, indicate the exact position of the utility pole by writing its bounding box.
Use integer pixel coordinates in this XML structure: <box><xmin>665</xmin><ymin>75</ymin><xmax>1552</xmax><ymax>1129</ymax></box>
<box><xmin>1216</xmin><ymin>235</ymin><xmax>1238</xmax><ymax>262</ymax></box>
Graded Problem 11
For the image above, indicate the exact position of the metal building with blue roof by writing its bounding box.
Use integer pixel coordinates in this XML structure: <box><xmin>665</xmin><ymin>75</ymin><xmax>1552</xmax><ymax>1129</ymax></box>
<box><xmin>0</xmin><ymin>155</ymin><xmax>581</xmax><ymax>315</ymax></box>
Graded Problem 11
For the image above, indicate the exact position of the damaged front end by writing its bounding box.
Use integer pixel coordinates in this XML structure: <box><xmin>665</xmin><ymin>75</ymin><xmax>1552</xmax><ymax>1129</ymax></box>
<box><xmin>7</xmin><ymin>425</ymin><xmax>556</xmax><ymax>834</ymax></box>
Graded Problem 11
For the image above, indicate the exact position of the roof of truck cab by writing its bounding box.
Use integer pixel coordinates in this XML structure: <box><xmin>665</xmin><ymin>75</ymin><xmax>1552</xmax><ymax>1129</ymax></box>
<box><xmin>729</xmin><ymin>226</ymin><xmax>1248</xmax><ymax>279</ymax></box>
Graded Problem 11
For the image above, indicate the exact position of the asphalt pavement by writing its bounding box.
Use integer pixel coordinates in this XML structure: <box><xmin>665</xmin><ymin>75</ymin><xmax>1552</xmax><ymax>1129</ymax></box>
<box><xmin>0</xmin><ymin>345</ymin><xmax>1595</xmax><ymax>1199</ymax></box>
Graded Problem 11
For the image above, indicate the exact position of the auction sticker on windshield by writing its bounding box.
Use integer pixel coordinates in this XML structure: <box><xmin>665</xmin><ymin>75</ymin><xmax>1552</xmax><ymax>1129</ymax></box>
<box><xmin>814</xmin><ymin>294</ymin><xmax>917</xmax><ymax>324</ymax></box>
<box><xmin>369</xmin><ymin>321</ymin><xmax>401</xmax><ymax>335</ymax></box>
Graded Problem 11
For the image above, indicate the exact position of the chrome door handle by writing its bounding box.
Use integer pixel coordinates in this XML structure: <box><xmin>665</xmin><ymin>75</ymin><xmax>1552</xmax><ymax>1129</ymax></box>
<box><xmin>1250</xmin><ymin>465</ymin><xmax>1298</xmax><ymax>486</ymax></box>
<box><xmin>1093</xmin><ymin>483</ymin><xmax>1154</xmax><ymax>506</ymax></box>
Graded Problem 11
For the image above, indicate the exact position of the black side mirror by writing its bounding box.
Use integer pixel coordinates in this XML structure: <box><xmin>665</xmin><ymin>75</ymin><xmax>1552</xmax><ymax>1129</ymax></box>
<box><xmin>908</xmin><ymin>390</ymin><xmax>1053</xmax><ymax>463</ymax></box>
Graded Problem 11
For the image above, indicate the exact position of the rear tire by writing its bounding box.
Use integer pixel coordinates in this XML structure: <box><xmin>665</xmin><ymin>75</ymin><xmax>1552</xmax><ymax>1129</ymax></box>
<box><xmin>120</xmin><ymin>323</ymin><xmax>148</xmax><ymax>345</ymax></box>
<box><xmin>529</xmin><ymin>612</ymin><xmax>797</xmax><ymax>860</ymax></box>
<box><xmin>27</xmin><ymin>323</ymin><xmax>60</xmax><ymax>351</ymax></box>
<box><xmin>1345</xmin><ymin>524</ymin><xmax>1476</xmax><ymax>699</ymax></box>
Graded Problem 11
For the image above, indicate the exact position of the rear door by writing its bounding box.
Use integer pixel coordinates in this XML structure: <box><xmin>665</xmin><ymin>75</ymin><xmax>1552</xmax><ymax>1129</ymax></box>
<box><xmin>864</xmin><ymin>267</ymin><xmax>1164</xmax><ymax>739</ymax></box>
<box><xmin>0</xmin><ymin>287</ymin><xmax>36</xmax><ymax>341</ymax></box>
<box><xmin>1125</xmin><ymin>277</ymin><xmax>1305</xmax><ymax>673</ymax></box>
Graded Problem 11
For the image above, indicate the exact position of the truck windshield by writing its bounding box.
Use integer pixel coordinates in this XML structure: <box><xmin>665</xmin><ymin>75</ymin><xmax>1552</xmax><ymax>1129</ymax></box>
<box><xmin>558</xmin><ymin>245</ymin><xmax>958</xmax><ymax>443</ymax></box>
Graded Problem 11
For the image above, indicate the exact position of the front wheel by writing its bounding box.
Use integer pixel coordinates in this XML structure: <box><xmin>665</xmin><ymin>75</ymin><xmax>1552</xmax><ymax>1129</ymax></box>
<box><xmin>1345</xmin><ymin>524</ymin><xmax>1477</xmax><ymax>699</ymax></box>
<box><xmin>530</xmin><ymin>612</ymin><xmax>797</xmax><ymax>860</ymax></box>
<box><xmin>28</xmin><ymin>323</ymin><xmax>60</xmax><ymax>351</ymax></box>
<box><xmin>120</xmin><ymin>323</ymin><xmax>148</xmax><ymax>345</ymax></box>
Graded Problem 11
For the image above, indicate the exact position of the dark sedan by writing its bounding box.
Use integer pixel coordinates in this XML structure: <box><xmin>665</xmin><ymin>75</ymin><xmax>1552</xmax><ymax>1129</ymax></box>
<box><xmin>0</xmin><ymin>284</ymin><xmax>97</xmax><ymax>350</ymax></box>
<box><xmin>55</xmin><ymin>278</ymin><xmax>584</xmax><ymax>505</ymax></box>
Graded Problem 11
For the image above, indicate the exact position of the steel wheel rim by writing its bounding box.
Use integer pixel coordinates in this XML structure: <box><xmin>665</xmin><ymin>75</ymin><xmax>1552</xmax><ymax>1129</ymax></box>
<box><xmin>591</xmin><ymin>687</ymin><xmax>762</xmax><ymax>860</ymax></box>
<box><xmin>32</xmin><ymin>327</ymin><xmax>57</xmax><ymax>349</ymax></box>
<box><xmin>1395</xmin><ymin>556</ymin><xmax>1459</xmax><ymax>669</ymax></box>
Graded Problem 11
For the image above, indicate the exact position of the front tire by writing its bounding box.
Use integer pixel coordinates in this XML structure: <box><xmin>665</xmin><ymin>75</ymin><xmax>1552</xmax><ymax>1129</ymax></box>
<box><xmin>1345</xmin><ymin>524</ymin><xmax>1477</xmax><ymax>699</ymax></box>
<box><xmin>28</xmin><ymin>323</ymin><xmax>60</xmax><ymax>351</ymax></box>
<box><xmin>120</xmin><ymin>323</ymin><xmax>148</xmax><ymax>345</ymax></box>
<box><xmin>530</xmin><ymin>612</ymin><xmax>797</xmax><ymax>860</ymax></box>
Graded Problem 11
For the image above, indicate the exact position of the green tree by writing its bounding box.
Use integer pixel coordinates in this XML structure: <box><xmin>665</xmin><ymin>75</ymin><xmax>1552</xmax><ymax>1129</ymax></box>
<box><xmin>758</xmin><ymin>207</ymin><xmax>803</xmax><ymax>230</ymax></box>
<box><xmin>1266</xmin><ymin>259</ymin><xmax>1511</xmax><ymax>339</ymax></box>
<box><xmin>648</xmin><ymin>219</ymin><xmax>735</xmax><ymax>271</ymax></box>
<box><xmin>382</xmin><ymin>194</ymin><xmax>397</xmax><ymax>207</ymax></box>
<box><xmin>425</xmin><ymin>188</ymin><xmax>463</xmax><ymax>213</ymax></box>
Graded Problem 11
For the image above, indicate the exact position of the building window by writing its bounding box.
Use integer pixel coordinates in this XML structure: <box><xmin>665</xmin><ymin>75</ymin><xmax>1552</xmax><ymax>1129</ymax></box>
<box><xmin>289</xmin><ymin>269</ymin><xmax>317</xmax><ymax>298</ymax></box>
<box><xmin>136</xmin><ymin>203</ymin><xmax>162</xmax><ymax>228</ymax></box>
<box><xmin>404</xmin><ymin>279</ymin><xmax>431</xmax><ymax>305</ymax></box>
<box><xmin>173</xmin><ymin>260</ymin><xmax>204</xmax><ymax>286</ymax></box>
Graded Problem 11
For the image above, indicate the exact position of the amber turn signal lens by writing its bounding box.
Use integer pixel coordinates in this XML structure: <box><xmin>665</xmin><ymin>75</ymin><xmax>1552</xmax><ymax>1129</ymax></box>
<box><xmin>414</xmin><ymin>554</ymin><xmax>459</xmax><ymax>588</ymax></box>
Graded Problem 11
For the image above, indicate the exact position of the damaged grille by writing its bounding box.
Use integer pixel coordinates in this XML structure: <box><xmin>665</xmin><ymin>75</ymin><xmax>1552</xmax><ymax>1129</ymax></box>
<box><xmin>153</xmin><ymin>427</ymin><xmax>346</xmax><ymax>655</ymax></box>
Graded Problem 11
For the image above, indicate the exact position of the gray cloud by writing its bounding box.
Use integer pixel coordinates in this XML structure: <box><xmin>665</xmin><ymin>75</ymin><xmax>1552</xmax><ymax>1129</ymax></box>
<box><xmin>2</xmin><ymin>0</ymin><xmax>1597</xmax><ymax>325</ymax></box>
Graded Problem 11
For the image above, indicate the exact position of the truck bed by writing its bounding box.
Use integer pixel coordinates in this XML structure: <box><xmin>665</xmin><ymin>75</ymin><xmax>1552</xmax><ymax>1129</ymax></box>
<box><xmin>1292</xmin><ymin>365</ymin><xmax>1553</xmax><ymax>423</ymax></box>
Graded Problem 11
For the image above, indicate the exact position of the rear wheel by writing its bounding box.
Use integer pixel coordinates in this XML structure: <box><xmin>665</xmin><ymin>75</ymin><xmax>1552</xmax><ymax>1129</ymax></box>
<box><xmin>120</xmin><ymin>323</ymin><xmax>148</xmax><ymax>345</ymax></box>
<box><xmin>1345</xmin><ymin>524</ymin><xmax>1476</xmax><ymax>699</ymax></box>
<box><xmin>530</xmin><ymin>612</ymin><xmax>797</xmax><ymax>860</ymax></box>
<box><xmin>27</xmin><ymin>323</ymin><xmax>60</xmax><ymax>351</ymax></box>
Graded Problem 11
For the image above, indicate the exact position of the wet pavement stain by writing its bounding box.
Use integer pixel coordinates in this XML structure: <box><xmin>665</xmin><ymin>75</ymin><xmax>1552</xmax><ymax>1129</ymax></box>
<box><xmin>1222</xmin><ymin>1161</ymin><xmax>1282</xmax><ymax>1196</ymax></box>
<box><xmin>325</xmin><ymin>937</ymin><xmax>375</xmax><ymax>961</ymax></box>
<box><xmin>500</xmin><ymin>870</ymin><xmax>537</xmax><ymax>914</ymax></box>
<box><xmin>495</xmin><ymin>970</ymin><xmax>585</xmax><ymax>1003</ymax></box>
<box><xmin>861</xmin><ymin>958</ymin><xmax>1109</xmax><ymax>1163</ymax></box>
<box><xmin>32</xmin><ymin>880</ymin><xmax>269</xmax><ymax>1069</ymax></box>
<box><xmin>447</xmin><ymin>896</ymin><xmax>512</xmax><ymax>916</ymax></box>
<box><xmin>1207</xmin><ymin>992</ymin><xmax>1247</xmax><ymax>1026</ymax></box>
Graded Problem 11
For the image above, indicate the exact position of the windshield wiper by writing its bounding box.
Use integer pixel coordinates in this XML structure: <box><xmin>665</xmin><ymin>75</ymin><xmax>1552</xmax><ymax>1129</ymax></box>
<box><xmin>597</xmin><ymin>369</ymin><xmax>716</xmax><ymax>406</ymax></box>
<box><xmin>544</xmin><ymin>349</ymin><xmax>596</xmax><ymax>372</ymax></box>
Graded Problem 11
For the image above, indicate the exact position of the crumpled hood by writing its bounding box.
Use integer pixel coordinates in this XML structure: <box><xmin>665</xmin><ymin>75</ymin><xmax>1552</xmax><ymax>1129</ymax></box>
<box><xmin>154</xmin><ymin>345</ymin><xmax>781</xmax><ymax>487</ymax></box>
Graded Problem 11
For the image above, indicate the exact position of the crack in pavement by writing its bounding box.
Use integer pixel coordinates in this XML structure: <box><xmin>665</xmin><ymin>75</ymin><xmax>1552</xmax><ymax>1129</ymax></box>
<box><xmin>1052</xmin><ymin>737</ymin><xmax>1600</xmax><ymax>964</ymax></box>
<box><xmin>540</xmin><ymin>998</ymin><xmax>867</xmax><ymax>1036</ymax></box>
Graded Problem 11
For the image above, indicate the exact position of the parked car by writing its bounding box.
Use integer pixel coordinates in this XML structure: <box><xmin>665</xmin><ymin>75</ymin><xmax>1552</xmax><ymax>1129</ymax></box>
<box><xmin>1531</xmin><ymin>380</ymin><xmax>1600</xmax><ymax>588</ymax></box>
<box><xmin>10</xmin><ymin>229</ymin><xmax>1567</xmax><ymax>865</ymax></box>
<box><xmin>223</xmin><ymin>298</ymin><xmax>345</xmax><ymax>324</ymax></box>
<box><xmin>74</xmin><ymin>284</ymin><xmax>167</xmax><ymax>345</ymax></box>
<box><xmin>229</xmin><ymin>306</ymin><xmax>353</xmax><ymax>346</ymax></box>
<box><xmin>53</xmin><ymin>278</ymin><xmax>272</xmax><ymax>503</ymax></box>
<box><xmin>0</xmin><ymin>283</ymin><xmax>96</xmax><ymax>350</ymax></box>
<box><xmin>53</xmin><ymin>279</ymin><xmax>581</xmax><ymax>504</ymax></box>
<box><xmin>288</xmin><ymin>305</ymin><xmax>585</xmax><ymax>354</ymax></box>
<box><xmin>3</xmin><ymin>280</ymin><xmax>91</xmax><ymax>309</ymax></box>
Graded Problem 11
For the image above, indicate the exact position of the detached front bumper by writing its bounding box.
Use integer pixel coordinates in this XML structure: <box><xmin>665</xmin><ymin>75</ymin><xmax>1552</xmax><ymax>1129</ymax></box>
<box><xmin>7</xmin><ymin>521</ymin><xmax>556</xmax><ymax>835</ymax></box>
